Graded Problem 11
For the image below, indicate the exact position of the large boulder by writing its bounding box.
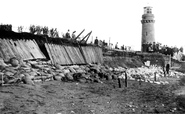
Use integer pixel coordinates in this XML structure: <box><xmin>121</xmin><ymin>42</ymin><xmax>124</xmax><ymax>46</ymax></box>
<box><xmin>55</xmin><ymin>64</ymin><xmax>64</xmax><ymax>70</ymax></box>
<box><xmin>22</xmin><ymin>73</ymin><xmax>34</xmax><ymax>85</ymax></box>
<box><xmin>69</xmin><ymin>67</ymin><xmax>76</xmax><ymax>73</ymax></box>
<box><xmin>63</xmin><ymin>69</ymin><xmax>71</xmax><ymax>74</ymax></box>
<box><xmin>65</xmin><ymin>73</ymin><xmax>73</xmax><ymax>81</ymax></box>
<box><xmin>79</xmin><ymin>78</ymin><xmax>86</xmax><ymax>83</ymax></box>
<box><xmin>4</xmin><ymin>71</ymin><xmax>14</xmax><ymax>76</ymax></box>
<box><xmin>10</xmin><ymin>57</ymin><xmax>19</xmax><ymax>67</ymax></box>
<box><xmin>53</xmin><ymin>75</ymin><xmax>62</xmax><ymax>81</ymax></box>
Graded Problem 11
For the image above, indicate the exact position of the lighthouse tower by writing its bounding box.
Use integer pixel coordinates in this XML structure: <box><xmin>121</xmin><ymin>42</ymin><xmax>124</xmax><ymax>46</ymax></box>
<box><xmin>141</xmin><ymin>6</ymin><xmax>155</xmax><ymax>52</ymax></box>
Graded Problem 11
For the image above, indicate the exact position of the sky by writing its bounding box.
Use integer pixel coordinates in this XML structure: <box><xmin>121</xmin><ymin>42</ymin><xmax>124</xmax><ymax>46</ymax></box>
<box><xmin>1</xmin><ymin>0</ymin><xmax>185</xmax><ymax>51</ymax></box>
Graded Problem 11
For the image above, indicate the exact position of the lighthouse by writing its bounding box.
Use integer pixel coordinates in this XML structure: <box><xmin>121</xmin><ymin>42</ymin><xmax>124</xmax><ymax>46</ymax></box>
<box><xmin>141</xmin><ymin>6</ymin><xmax>155</xmax><ymax>52</ymax></box>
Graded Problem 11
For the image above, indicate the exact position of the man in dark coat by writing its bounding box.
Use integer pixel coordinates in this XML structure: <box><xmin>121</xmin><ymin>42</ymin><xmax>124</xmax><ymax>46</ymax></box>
<box><xmin>65</xmin><ymin>29</ymin><xmax>71</xmax><ymax>38</ymax></box>
<box><xmin>166</xmin><ymin>64</ymin><xmax>170</xmax><ymax>76</ymax></box>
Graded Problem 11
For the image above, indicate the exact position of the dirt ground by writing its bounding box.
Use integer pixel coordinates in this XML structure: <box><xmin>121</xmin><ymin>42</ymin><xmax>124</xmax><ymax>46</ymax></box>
<box><xmin>0</xmin><ymin>79</ymin><xmax>183</xmax><ymax>114</ymax></box>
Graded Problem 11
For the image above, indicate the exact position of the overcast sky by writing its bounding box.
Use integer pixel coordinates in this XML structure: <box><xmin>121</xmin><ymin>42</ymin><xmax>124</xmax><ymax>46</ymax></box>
<box><xmin>1</xmin><ymin>0</ymin><xmax>185</xmax><ymax>51</ymax></box>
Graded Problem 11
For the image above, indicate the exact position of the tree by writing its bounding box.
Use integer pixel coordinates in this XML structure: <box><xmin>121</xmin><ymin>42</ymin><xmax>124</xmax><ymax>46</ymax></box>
<box><xmin>35</xmin><ymin>26</ymin><xmax>42</xmax><ymax>35</ymax></box>
<box><xmin>18</xmin><ymin>26</ymin><xmax>23</xmax><ymax>33</ymax></box>
<box><xmin>42</xmin><ymin>26</ymin><xmax>49</xmax><ymax>35</ymax></box>
<box><xmin>29</xmin><ymin>25</ymin><xmax>37</xmax><ymax>34</ymax></box>
<box><xmin>49</xmin><ymin>28</ymin><xmax>59</xmax><ymax>38</ymax></box>
<box><xmin>0</xmin><ymin>24</ymin><xmax>12</xmax><ymax>31</ymax></box>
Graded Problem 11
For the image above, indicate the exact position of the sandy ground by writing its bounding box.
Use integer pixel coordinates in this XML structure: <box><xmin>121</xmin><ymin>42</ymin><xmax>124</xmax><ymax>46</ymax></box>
<box><xmin>0</xmin><ymin>79</ymin><xmax>182</xmax><ymax>114</ymax></box>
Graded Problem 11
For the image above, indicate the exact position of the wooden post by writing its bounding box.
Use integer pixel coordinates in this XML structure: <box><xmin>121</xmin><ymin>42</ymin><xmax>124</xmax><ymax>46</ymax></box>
<box><xmin>154</xmin><ymin>72</ymin><xmax>157</xmax><ymax>81</ymax></box>
<box><xmin>139</xmin><ymin>77</ymin><xmax>142</xmax><ymax>85</ymax></box>
<box><xmin>1</xmin><ymin>74</ymin><xmax>3</xmax><ymax>86</ymax></box>
<box><xmin>118</xmin><ymin>77</ymin><xmax>122</xmax><ymax>88</ymax></box>
<box><xmin>125</xmin><ymin>71</ymin><xmax>127</xmax><ymax>87</ymax></box>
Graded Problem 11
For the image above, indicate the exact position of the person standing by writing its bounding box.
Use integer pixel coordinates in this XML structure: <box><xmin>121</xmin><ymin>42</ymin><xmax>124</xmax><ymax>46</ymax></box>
<box><xmin>72</xmin><ymin>31</ymin><xmax>76</xmax><ymax>39</ymax></box>
<box><xmin>166</xmin><ymin>64</ymin><xmax>170</xmax><ymax>76</ymax></box>
<box><xmin>65</xmin><ymin>29</ymin><xmax>71</xmax><ymax>38</ymax></box>
<box><xmin>94</xmin><ymin>37</ymin><xmax>99</xmax><ymax>45</ymax></box>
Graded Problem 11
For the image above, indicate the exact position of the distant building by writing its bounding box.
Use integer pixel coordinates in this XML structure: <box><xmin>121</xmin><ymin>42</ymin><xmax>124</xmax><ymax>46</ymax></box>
<box><xmin>141</xmin><ymin>6</ymin><xmax>155</xmax><ymax>52</ymax></box>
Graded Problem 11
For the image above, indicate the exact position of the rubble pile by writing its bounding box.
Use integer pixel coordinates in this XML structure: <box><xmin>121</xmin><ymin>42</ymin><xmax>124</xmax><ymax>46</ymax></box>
<box><xmin>0</xmin><ymin>58</ymin><xmax>113</xmax><ymax>85</ymax></box>
<box><xmin>0</xmin><ymin>57</ymin><xmax>184</xmax><ymax>85</ymax></box>
<box><xmin>118</xmin><ymin>65</ymin><xmax>185</xmax><ymax>84</ymax></box>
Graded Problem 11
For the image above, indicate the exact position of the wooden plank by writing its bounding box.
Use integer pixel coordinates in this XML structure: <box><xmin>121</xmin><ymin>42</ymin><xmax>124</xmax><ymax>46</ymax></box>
<box><xmin>73</xmin><ymin>47</ymin><xmax>83</xmax><ymax>64</ymax></box>
<box><xmin>32</xmin><ymin>39</ymin><xmax>46</xmax><ymax>58</ymax></box>
<box><xmin>21</xmin><ymin>40</ymin><xmax>34</xmax><ymax>59</ymax></box>
<box><xmin>57</xmin><ymin>45</ymin><xmax>67</xmax><ymax>64</ymax></box>
<box><xmin>6</xmin><ymin>39</ymin><xmax>20</xmax><ymax>59</ymax></box>
<box><xmin>3</xmin><ymin>39</ymin><xmax>15</xmax><ymax>59</ymax></box>
<box><xmin>82</xmin><ymin>46</ymin><xmax>90</xmax><ymax>63</ymax></box>
<box><xmin>45</xmin><ymin>43</ymin><xmax>54</xmax><ymax>64</ymax></box>
<box><xmin>60</xmin><ymin>45</ymin><xmax>71</xmax><ymax>64</ymax></box>
<box><xmin>16</xmin><ymin>40</ymin><xmax>28</xmax><ymax>59</ymax></box>
<box><xmin>65</xmin><ymin>46</ymin><xmax>75</xmax><ymax>64</ymax></box>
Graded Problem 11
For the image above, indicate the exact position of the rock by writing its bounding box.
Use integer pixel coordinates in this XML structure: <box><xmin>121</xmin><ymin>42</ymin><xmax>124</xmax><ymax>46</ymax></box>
<box><xmin>90</xmin><ymin>67</ymin><xmax>100</xmax><ymax>73</ymax></box>
<box><xmin>81</xmin><ymin>73</ymin><xmax>90</xmax><ymax>79</ymax></box>
<box><xmin>75</xmin><ymin>69</ymin><xmax>85</xmax><ymax>73</ymax></box>
<box><xmin>71</xmin><ymin>65</ymin><xmax>80</xmax><ymax>70</ymax></box>
<box><xmin>58</xmin><ymin>73</ymin><xmax>65</xmax><ymax>77</ymax></box>
<box><xmin>69</xmin><ymin>67</ymin><xmax>76</xmax><ymax>73</ymax></box>
<box><xmin>93</xmin><ymin>78</ymin><xmax>101</xmax><ymax>83</ymax></box>
<box><xmin>44</xmin><ymin>67</ymin><xmax>51</xmax><ymax>71</ymax></box>
<box><xmin>19</xmin><ymin>74</ymin><xmax>25</xmax><ymax>78</ymax></box>
<box><xmin>47</xmin><ymin>70</ymin><xmax>53</xmax><ymax>74</ymax></box>
<box><xmin>53</xmin><ymin>75</ymin><xmax>62</xmax><ymax>81</ymax></box>
<box><xmin>55</xmin><ymin>69</ymin><xmax>63</xmax><ymax>73</ymax></box>
<box><xmin>146</xmin><ymin>107</ymin><xmax>156</xmax><ymax>113</ymax></box>
<box><xmin>105</xmin><ymin>75</ymin><xmax>112</xmax><ymax>80</ymax></box>
<box><xmin>10</xmin><ymin>57</ymin><xmax>19</xmax><ymax>67</ymax></box>
<box><xmin>155</xmin><ymin>107</ymin><xmax>168</xmax><ymax>113</ymax></box>
<box><xmin>24</xmin><ymin>73</ymin><xmax>34</xmax><ymax>80</ymax></box>
<box><xmin>22</xmin><ymin>74</ymin><xmax>34</xmax><ymax>85</ymax></box>
<box><xmin>79</xmin><ymin>78</ymin><xmax>86</xmax><ymax>83</ymax></box>
<box><xmin>0</xmin><ymin>80</ymin><xmax>4</xmax><ymax>85</ymax></box>
<box><xmin>98</xmin><ymin>72</ymin><xmax>104</xmax><ymax>78</ymax></box>
<box><xmin>31</xmin><ymin>64</ymin><xmax>42</xmax><ymax>69</ymax></box>
<box><xmin>5</xmin><ymin>67</ymin><xmax>17</xmax><ymax>73</ymax></box>
<box><xmin>84</xmin><ymin>67</ymin><xmax>90</xmax><ymax>72</ymax></box>
<box><xmin>55</xmin><ymin>64</ymin><xmax>64</xmax><ymax>70</ymax></box>
<box><xmin>73</xmin><ymin>73</ymin><xmax>82</xmax><ymax>81</ymax></box>
<box><xmin>63</xmin><ymin>69</ymin><xmax>70</xmax><ymax>74</ymax></box>
<box><xmin>65</xmin><ymin>73</ymin><xmax>73</xmax><ymax>81</ymax></box>
<box><xmin>112</xmin><ymin>74</ymin><xmax>118</xmax><ymax>79</ymax></box>
<box><xmin>4</xmin><ymin>71</ymin><xmax>14</xmax><ymax>76</ymax></box>
<box><xmin>29</xmin><ymin>72</ymin><xmax>38</xmax><ymax>76</ymax></box>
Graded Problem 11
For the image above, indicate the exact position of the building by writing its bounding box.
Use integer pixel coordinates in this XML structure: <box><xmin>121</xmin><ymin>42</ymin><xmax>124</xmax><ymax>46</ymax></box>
<box><xmin>141</xmin><ymin>6</ymin><xmax>155</xmax><ymax>52</ymax></box>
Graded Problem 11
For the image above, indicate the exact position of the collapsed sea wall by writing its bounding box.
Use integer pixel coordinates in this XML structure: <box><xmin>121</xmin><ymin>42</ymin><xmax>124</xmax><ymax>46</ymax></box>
<box><xmin>137</xmin><ymin>52</ymin><xmax>171</xmax><ymax>66</ymax></box>
<box><xmin>0</xmin><ymin>30</ymin><xmax>103</xmax><ymax>65</ymax></box>
<box><xmin>103</xmin><ymin>52</ymin><xmax>172</xmax><ymax>68</ymax></box>
<box><xmin>103</xmin><ymin>56</ymin><xmax>144</xmax><ymax>68</ymax></box>
<box><xmin>0</xmin><ymin>38</ymin><xmax>46</xmax><ymax>61</ymax></box>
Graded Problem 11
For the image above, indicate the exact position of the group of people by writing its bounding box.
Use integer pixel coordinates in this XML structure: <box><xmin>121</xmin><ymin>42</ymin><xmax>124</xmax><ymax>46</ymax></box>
<box><xmin>142</xmin><ymin>42</ymin><xmax>183</xmax><ymax>56</ymax></box>
<box><xmin>94</xmin><ymin>37</ymin><xmax>108</xmax><ymax>47</ymax></box>
<box><xmin>94</xmin><ymin>38</ymin><xmax>132</xmax><ymax>51</ymax></box>
<box><xmin>65</xmin><ymin>29</ymin><xmax>76</xmax><ymax>39</ymax></box>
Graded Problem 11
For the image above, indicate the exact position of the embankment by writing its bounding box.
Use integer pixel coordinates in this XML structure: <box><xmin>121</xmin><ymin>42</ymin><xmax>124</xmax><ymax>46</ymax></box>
<box><xmin>103</xmin><ymin>56</ymin><xmax>143</xmax><ymax>68</ymax></box>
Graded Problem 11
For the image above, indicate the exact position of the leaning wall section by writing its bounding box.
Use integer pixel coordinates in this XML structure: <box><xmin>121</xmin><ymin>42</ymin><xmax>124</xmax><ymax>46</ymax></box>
<box><xmin>0</xmin><ymin>30</ymin><xmax>103</xmax><ymax>65</ymax></box>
